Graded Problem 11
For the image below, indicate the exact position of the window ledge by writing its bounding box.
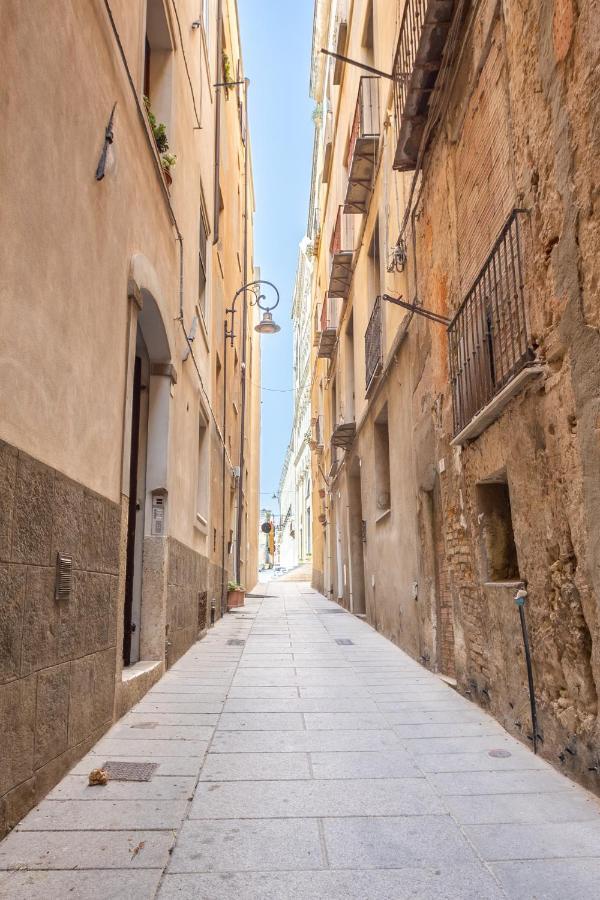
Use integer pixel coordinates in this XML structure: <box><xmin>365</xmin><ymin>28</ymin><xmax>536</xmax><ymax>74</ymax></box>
<box><xmin>375</xmin><ymin>508</ymin><xmax>391</xmax><ymax>524</ymax></box>
<box><xmin>451</xmin><ymin>365</ymin><xmax>544</xmax><ymax>446</ymax></box>
<box><xmin>121</xmin><ymin>660</ymin><xmax>161</xmax><ymax>683</ymax></box>
<box><xmin>483</xmin><ymin>580</ymin><xmax>523</xmax><ymax>589</ymax></box>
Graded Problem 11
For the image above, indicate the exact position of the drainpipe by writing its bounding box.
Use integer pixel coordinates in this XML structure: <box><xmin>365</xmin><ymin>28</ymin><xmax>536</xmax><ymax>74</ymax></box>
<box><xmin>515</xmin><ymin>586</ymin><xmax>539</xmax><ymax>754</ymax></box>
<box><xmin>213</xmin><ymin>0</ymin><xmax>223</xmax><ymax>245</ymax></box>
<box><xmin>234</xmin><ymin>77</ymin><xmax>250</xmax><ymax>586</ymax></box>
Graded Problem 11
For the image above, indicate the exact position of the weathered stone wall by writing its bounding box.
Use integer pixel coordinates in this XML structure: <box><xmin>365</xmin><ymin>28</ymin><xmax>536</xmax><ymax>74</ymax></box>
<box><xmin>166</xmin><ymin>538</ymin><xmax>210</xmax><ymax>668</ymax></box>
<box><xmin>0</xmin><ymin>442</ymin><xmax>121</xmax><ymax>836</ymax></box>
<box><xmin>410</xmin><ymin>0</ymin><xmax>600</xmax><ymax>791</ymax></box>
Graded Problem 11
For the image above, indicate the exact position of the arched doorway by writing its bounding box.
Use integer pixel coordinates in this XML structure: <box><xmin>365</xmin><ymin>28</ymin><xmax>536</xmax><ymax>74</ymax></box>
<box><xmin>123</xmin><ymin>261</ymin><xmax>173</xmax><ymax>668</ymax></box>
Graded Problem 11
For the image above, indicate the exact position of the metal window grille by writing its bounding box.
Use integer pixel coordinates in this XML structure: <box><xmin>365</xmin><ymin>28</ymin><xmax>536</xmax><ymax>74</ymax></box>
<box><xmin>346</xmin><ymin>76</ymin><xmax>380</xmax><ymax>168</ymax></box>
<box><xmin>330</xmin><ymin>205</ymin><xmax>354</xmax><ymax>256</ymax></box>
<box><xmin>392</xmin><ymin>0</ymin><xmax>429</xmax><ymax>140</ymax></box>
<box><xmin>448</xmin><ymin>210</ymin><xmax>535</xmax><ymax>436</ymax></box>
<box><xmin>365</xmin><ymin>295</ymin><xmax>383</xmax><ymax>393</ymax></box>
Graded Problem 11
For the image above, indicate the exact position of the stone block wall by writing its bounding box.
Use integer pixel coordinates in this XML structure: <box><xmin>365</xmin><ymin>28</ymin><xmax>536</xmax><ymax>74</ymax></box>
<box><xmin>165</xmin><ymin>539</ymin><xmax>226</xmax><ymax>668</ymax></box>
<box><xmin>0</xmin><ymin>441</ymin><xmax>121</xmax><ymax>836</ymax></box>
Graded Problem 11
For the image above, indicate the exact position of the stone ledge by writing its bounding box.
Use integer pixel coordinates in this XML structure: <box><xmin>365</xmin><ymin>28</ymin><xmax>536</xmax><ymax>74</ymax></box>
<box><xmin>451</xmin><ymin>366</ymin><xmax>545</xmax><ymax>446</ymax></box>
<box><xmin>121</xmin><ymin>660</ymin><xmax>161</xmax><ymax>684</ymax></box>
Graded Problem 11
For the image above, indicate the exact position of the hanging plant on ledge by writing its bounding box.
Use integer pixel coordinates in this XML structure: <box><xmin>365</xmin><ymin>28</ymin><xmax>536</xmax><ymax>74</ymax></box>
<box><xmin>144</xmin><ymin>96</ymin><xmax>177</xmax><ymax>184</ymax></box>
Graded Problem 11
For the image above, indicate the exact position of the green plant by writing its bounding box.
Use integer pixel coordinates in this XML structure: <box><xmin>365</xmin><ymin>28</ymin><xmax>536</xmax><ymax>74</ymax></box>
<box><xmin>227</xmin><ymin>581</ymin><xmax>244</xmax><ymax>592</ymax></box>
<box><xmin>222</xmin><ymin>52</ymin><xmax>233</xmax><ymax>85</ymax></box>
<box><xmin>143</xmin><ymin>96</ymin><xmax>176</xmax><ymax>174</ymax></box>
<box><xmin>161</xmin><ymin>152</ymin><xmax>177</xmax><ymax>171</ymax></box>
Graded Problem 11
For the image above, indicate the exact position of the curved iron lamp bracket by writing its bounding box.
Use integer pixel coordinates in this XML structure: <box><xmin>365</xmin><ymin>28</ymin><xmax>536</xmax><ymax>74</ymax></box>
<box><xmin>226</xmin><ymin>280</ymin><xmax>280</xmax><ymax>346</ymax></box>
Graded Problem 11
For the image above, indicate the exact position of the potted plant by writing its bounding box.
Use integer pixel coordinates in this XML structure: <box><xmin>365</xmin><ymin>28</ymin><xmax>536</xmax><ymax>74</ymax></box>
<box><xmin>144</xmin><ymin>96</ymin><xmax>177</xmax><ymax>184</ymax></box>
<box><xmin>227</xmin><ymin>580</ymin><xmax>245</xmax><ymax>609</ymax></box>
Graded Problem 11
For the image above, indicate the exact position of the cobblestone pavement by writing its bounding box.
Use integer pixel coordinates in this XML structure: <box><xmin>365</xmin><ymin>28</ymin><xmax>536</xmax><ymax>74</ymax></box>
<box><xmin>2</xmin><ymin>582</ymin><xmax>600</xmax><ymax>899</ymax></box>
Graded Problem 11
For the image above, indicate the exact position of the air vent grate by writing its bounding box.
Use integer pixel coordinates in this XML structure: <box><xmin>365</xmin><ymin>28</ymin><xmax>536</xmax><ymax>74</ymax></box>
<box><xmin>102</xmin><ymin>760</ymin><xmax>158</xmax><ymax>782</ymax></box>
<box><xmin>55</xmin><ymin>553</ymin><xmax>73</xmax><ymax>602</ymax></box>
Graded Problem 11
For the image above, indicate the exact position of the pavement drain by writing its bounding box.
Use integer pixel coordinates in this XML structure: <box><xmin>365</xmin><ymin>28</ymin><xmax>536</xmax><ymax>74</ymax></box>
<box><xmin>102</xmin><ymin>761</ymin><xmax>158</xmax><ymax>781</ymax></box>
<box><xmin>335</xmin><ymin>638</ymin><xmax>355</xmax><ymax>645</ymax></box>
<box><xmin>227</xmin><ymin>639</ymin><xmax>246</xmax><ymax>646</ymax></box>
<box><xmin>317</xmin><ymin>609</ymin><xmax>346</xmax><ymax>614</ymax></box>
<box><xmin>488</xmin><ymin>749</ymin><xmax>512</xmax><ymax>758</ymax></box>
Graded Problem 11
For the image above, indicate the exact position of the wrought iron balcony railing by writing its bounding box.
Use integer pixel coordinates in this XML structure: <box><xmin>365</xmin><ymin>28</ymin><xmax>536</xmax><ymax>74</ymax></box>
<box><xmin>317</xmin><ymin>295</ymin><xmax>340</xmax><ymax>359</ymax></box>
<box><xmin>365</xmin><ymin>295</ymin><xmax>383</xmax><ymax>394</ymax></box>
<box><xmin>329</xmin><ymin>206</ymin><xmax>355</xmax><ymax>300</ymax></box>
<box><xmin>344</xmin><ymin>76</ymin><xmax>380</xmax><ymax>214</ymax></box>
<box><xmin>448</xmin><ymin>210</ymin><xmax>536</xmax><ymax>437</ymax></box>
<box><xmin>392</xmin><ymin>0</ymin><xmax>456</xmax><ymax>171</ymax></box>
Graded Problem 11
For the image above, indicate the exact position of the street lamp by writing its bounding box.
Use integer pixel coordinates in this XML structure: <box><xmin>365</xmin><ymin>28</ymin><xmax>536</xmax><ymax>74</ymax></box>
<box><xmin>221</xmin><ymin>280</ymin><xmax>280</xmax><ymax>604</ymax></box>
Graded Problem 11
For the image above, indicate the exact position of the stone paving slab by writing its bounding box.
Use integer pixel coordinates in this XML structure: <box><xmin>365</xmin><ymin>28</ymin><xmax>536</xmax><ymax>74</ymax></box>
<box><xmin>47</xmin><ymin>775</ymin><xmax>196</xmax><ymax>801</ymax></box>
<box><xmin>322</xmin><ymin>814</ymin><xmax>481</xmax><ymax>868</ymax></box>
<box><xmin>199</xmin><ymin>752</ymin><xmax>311</xmax><ymax>782</ymax></box>
<box><xmin>209</xmin><ymin>728</ymin><xmax>401</xmax><ymax>753</ymax></box>
<box><xmin>0</xmin><ymin>869</ymin><xmax>163</xmax><ymax>898</ymax></box>
<box><xmin>491</xmin><ymin>859</ymin><xmax>600</xmax><ymax>900</ymax></box>
<box><xmin>156</xmin><ymin>866</ymin><xmax>506</xmax><ymax>899</ymax></box>
<box><xmin>217</xmin><ymin>712</ymin><xmax>305</xmax><ymax>731</ymax></box>
<box><xmin>3</xmin><ymin>579</ymin><xmax>600</xmax><ymax>900</ymax></box>
<box><xmin>0</xmin><ymin>829</ymin><xmax>174</xmax><ymax>869</ymax></box>
<box><xmin>168</xmin><ymin>818</ymin><xmax>324</xmax><ymax>872</ymax></box>
<box><xmin>309</xmin><ymin>750</ymin><xmax>421</xmax><ymax>780</ymax></box>
<box><xmin>19</xmin><ymin>799</ymin><xmax>189</xmax><ymax>831</ymax></box>
<box><xmin>188</xmin><ymin>778</ymin><xmax>443</xmax><ymax>818</ymax></box>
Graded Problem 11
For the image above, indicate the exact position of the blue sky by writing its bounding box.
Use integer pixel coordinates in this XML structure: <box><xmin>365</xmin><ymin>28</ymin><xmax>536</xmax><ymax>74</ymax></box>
<box><xmin>238</xmin><ymin>0</ymin><xmax>314</xmax><ymax>506</ymax></box>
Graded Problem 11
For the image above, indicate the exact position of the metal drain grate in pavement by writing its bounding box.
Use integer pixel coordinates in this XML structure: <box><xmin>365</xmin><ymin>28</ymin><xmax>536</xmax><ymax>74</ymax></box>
<box><xmin>102</xmin><ymin>761</ymin><xmax>158</xmax><ymax>782</ymax></box>
<box><xmin>335</xmin><ymin>638</ymin><xmax>354</xmax><ymax>645</ymax></box>
<box><xmin>316</xmin><ymin>609</ymin><xmax>345</xmax><ymax>614</ymax></box>
<box><xmin>227</xmin><ymin>639</ymin><xmax>246</xmax><ymax>646</ymax></box>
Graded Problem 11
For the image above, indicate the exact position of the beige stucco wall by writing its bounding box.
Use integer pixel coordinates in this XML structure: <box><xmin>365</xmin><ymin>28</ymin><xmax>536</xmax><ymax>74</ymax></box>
<box><xmin>0</xmin><ymin>0</ymin><xmax>259</xmax><ymax>833</ymax></box>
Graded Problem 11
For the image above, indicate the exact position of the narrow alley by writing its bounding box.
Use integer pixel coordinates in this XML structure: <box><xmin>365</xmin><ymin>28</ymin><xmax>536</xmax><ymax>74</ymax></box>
<box><xmin>1</xmin><ymin>582</ymin><xmax>599</xmax><ymax>899</ymax></box>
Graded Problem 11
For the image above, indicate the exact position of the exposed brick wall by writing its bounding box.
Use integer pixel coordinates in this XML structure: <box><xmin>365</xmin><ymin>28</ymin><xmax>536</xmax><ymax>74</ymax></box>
<box><xmin>454</xmin><ymin>24</ymin><xmax>516</xmax><ymax>293</ymax></box>
<box><xmin>0</xmin><ymin>441</ymin><xmax>121</xmax><ymax>836</ymax></box>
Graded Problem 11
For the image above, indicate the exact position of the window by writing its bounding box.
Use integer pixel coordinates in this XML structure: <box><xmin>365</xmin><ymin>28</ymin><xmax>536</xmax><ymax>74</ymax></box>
<box><xmin>198</xmin><ymin>209</ymin><xmax>208</xmax><ymax>317</ymax></box>
<box><xmin>143</xmin><ymin>0</ymin><xmax>174</xmax><ymax>129</ymax></box>
<box><xmin>476</xmin><ymin>477</ymin><xmax>520</xmax><ymax>582</ymax></box>
<box><xmin>196</xmin><ymin>409</ymin><xmax>209</xmax><ymax>530</ymax></box>
<box><xmin>367</xmin><ymin>219</ymin><xmax>381</xmax><ymax>309</ymax></box>
<box><xmin>374</xmin><ymin>404</ymin><xmax>391</xmax><ymax>518</ymax></box>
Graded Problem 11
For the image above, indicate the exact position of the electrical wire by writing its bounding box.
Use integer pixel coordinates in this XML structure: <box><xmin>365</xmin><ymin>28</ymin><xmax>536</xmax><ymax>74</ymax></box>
<box><xmin>170</xmin><ymin>0</ymin><xmax>202</xmax><ymax>129</ymax></box>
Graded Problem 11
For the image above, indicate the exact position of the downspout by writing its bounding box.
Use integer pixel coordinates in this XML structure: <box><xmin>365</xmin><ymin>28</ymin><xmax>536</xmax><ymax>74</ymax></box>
<box><xmin>515</xmin><ymin>587</ymin><xmax>539</xmax><ymax>754</ymax></box>
<box><xmin>221</xmin><ymin>319</ymin><xmax>229</xmax><ymax>614</ymax></box>
<box><xmin>213</xmin><ymin>0</ymin><xmax>223</xmax><ymax>245</ymax></box>
<box><xmin>235</xmin><ymin>77</ymin><xmax>250</xmax><ymax>585</ymax></box>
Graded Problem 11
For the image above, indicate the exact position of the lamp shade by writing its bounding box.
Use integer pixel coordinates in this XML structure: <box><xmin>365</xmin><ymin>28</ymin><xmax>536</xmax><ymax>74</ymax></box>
<box><xmin>255</xmin><ymin>311</ymin><xmax>281</xmax><ymax>335</ymax></box>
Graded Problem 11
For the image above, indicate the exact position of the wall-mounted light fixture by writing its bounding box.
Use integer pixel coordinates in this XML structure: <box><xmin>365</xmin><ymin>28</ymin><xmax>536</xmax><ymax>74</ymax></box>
<box><xmin>95</xmin><ymin>103</ymin><xmax>117</xmax><ymax>181</ymax></box>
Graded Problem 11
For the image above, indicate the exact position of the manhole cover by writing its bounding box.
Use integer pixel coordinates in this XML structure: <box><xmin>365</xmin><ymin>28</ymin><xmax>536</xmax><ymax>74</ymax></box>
<box><xmin>102</xmin><ymin>761</ymin><xmax>158</xmax><ymax>782</ymax></box>
<box><xmin>227</xmin><ymin>639</ymin><xmax>246</xmax><ymax>646</ymax></box>
<box><xmin>488</xmin><ymin>749</ymin><xmax>512</xmax><ymax>758</ymax></box>
<box><xmin>335</xmin><ymin>638</ymin><xmax>354</xmax><ymax>645</ymax></box>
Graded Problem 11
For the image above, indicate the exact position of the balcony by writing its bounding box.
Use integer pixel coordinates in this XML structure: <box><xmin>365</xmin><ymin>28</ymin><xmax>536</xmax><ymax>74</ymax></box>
<box><xmin>311</xmin><ymin>414</ymin><xmax>324</xmax><ymax>450</ymax></box>
<box><xmin>329</xmin><ymin>206</ymin><xmax>355</xmax><ymax>301</ymax></box>
<box><xmin>331</xmin><ymin>420</ymin><xmax>356</xmax><ymax>450</ymax></box>
<box><xmin>448</xmin><ymin>210</ymin><xmax>540</xmax><ymax>442</ymax></box>
<box><xmin>365</xmin><ymin>295</ymin><xmax>383</xmax><ymax>394</ymax></box>
<box><xmin>317</xmin><ymin>296</ymin><xmax>340</xmax><ymax>359</ymax></box>
<box><xmin>344</xmin><ymin>77</ymin><xmax>380</xmax><ymax>214</ymax></box>
<box><xmin>392</xmin><ymin>0</ymin><xmax>456</xmax><ymax>171</ymax></box>
<box><xmin>313</xmin><ymin>303</ymin><xmax>321</xmax><ymax>347</ymax></box>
